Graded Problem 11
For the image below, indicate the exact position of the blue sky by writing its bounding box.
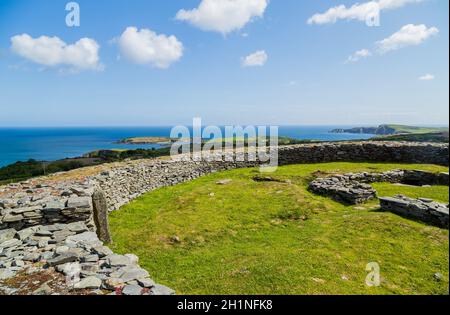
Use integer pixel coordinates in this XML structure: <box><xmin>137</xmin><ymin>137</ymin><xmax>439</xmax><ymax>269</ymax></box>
<box><xmin>0</xmin><ymin>0</ymin><xmax>448</xmax><ymax>127</ymax></box>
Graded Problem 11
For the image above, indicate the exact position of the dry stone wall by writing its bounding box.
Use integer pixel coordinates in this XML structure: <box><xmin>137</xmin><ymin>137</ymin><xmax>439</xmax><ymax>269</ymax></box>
<box><xmin>92</xmin><ymin>142</ymin><xmax>449</xmax><ymax>211</ymax></box>
<box><xmin>0</xmin><ymin>180</ymin><xmax>95</xmax><ymax>231</ymax></box>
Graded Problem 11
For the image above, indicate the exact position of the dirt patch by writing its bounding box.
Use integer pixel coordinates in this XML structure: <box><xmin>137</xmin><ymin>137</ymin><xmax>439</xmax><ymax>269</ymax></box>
<box><xmin>0</xmin><ymin>266</ymin><xmax>100</xmax><ymax>296</ymax></box>
<box><xmin>252</xmin><ymin>176</ymin><xmax>288</xmax><ymax>183</ymax></box>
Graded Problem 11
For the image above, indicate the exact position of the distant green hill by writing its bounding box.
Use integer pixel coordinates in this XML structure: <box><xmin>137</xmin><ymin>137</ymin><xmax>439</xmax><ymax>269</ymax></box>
<box><xmin>331</xmin><ymin>124</ymin><xmax>448</xmax><ymax>135</ymax></box>
<box><xmin>372</xmin><ymin>131</ymin><xmax>449</xmax><ymax>143</ymax></box>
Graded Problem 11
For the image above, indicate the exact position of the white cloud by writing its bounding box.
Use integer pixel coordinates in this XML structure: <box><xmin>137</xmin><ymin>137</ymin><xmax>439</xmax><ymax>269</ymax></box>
<box><xmin>307</xmin><ymin>0</ymin><xmax>423</xmax><ymax>25</ymax></box>
<box><xmin>347</xmin><ymin>49</ymin><xmax>372</xmax><ymax>62</ymax></box>
<box><xmin>376</xmin><ymin>24</ymin><xmax>438</xmax><ymax>53</ymax></box>
<box><xmin>10</xmin><ymin>34</ymin><xmax>101</xmax><ymax>71</ymax></box>
<box><xmin>117</xmin><ymin>27</ymin><xmax>183</xmax><ymax>69</ymax></box>
<box><xmin>242</xmin><ymin>50</ymin><xmax>268</xmax><ymax>67</ymax></box>
<box><xmin>418</xmin><ymin>74</ymin><xmax>435</xmax><ymax>81</ymax></box>
<box><xmin>176</xmin><ymin>0</ymin><xmax>269</xmax><ymax>34</ymax></box>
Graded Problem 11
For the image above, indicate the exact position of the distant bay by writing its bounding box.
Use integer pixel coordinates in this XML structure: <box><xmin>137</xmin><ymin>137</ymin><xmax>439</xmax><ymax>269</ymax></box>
<box><xmin>0</xmin><ymin>126</ymin><xmax>373</xmax><ymax>167</ymax></box>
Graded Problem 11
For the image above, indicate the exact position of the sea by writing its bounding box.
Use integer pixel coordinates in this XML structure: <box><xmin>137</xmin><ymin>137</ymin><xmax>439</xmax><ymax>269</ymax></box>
<box><xmin>0</xmin><ymin>126</ymin><xmax>374</xmax><ymax>167</ymax></box>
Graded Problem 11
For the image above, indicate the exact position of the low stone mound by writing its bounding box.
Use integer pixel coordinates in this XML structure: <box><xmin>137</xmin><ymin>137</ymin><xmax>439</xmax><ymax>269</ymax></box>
<box><xmin>309</xmin><ymin>170</ymin><xmax>449</xmax><ymax>205</ymax></box>
<box><xmin>309</xmin><ymin>176</ymin><xmax>377</xmax><ymax>204</ymax></box>
<box><xmin>379</xmin><ymin>196</ymin><xmax>449</xmax><ymax>229</ymax></box>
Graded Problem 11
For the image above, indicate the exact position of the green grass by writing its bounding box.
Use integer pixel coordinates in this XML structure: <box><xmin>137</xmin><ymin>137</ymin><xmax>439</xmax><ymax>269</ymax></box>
<box><xmin>109</xmin><ymin>162</ymin><xmax>449</xmax><ymax>295</ymax></box>
<box><xmin>385</xmin><ymin>124</ymin><xmax>448</xmax><ymax>134</ymax></box>
<box><xmin>372</xmin><ymin>132</ymin><xmax>449</xmax><ymax>143</ymax></box>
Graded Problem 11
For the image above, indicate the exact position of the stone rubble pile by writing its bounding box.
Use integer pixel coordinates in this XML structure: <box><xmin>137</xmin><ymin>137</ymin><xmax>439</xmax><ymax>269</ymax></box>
<box><xmin>0</xmin><ymin>221</ymin><xmax>174</xmax><ymax>295</ymax></box>
<box><xmin>379</xmin><ymin>195</ymin><xmax>449</xmax><ymax>229</ymax></box>
<box><xmin>308</xmin><ymin>176</ymin><xmax>378</xmax><ymax>204</ymax></box>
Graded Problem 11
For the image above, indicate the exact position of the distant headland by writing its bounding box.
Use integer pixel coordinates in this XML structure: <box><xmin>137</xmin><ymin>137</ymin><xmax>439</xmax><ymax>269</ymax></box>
<box><xmin>115</xmin><ymin>137</ymin><xmax>175</xmax><ymax>145</ymax></box>
<box><xmin>330</xmin><ymin>124</ymin><xmax>449</xmax><ymax>135</ymax></box>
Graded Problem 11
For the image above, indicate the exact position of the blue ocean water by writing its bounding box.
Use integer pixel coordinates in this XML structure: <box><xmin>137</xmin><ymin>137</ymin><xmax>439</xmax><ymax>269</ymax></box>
<box><xmin>0</xmin><ymin>126</ymin><xmax>373</xmax><ymax>167</ymax></box>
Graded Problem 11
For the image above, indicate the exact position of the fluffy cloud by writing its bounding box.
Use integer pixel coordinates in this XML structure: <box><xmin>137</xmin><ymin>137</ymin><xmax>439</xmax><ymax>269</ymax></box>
<box><xmin>176</xmin><ymin>0</ymin><xmax>268</xmax><ymax>34</ymax></box>
<box><xmin>117</xmin><ymin>27</ymin><xmax>183</xmax><ymax>69</ymax></box>
<box><xmin>376</xmin><ymin>24</ymin><xmax>439</xmax><ymax>53</ymax></box>
<box><xmin>242</xmin><ymin>50</ymin><xmax>268</xmax><ymax>67</ymax></box>
<box><xmin>418</xmin><ymin>74</ymin><xmax>435</xmax><ymax>81</ymax></box>
<box><xmin>347</xmin><ymin>49</ymin><xmax>372</xmax><ymax>62</ymax></box>
<box><xmin>307</xmin><ymin>0</ymin><xmax>422</xmax><ymax>25</ymax></box>
<box><xmin>10</xmin><ymin>34</ymin><xmax>101</xmax><ymax>70</ymax></box>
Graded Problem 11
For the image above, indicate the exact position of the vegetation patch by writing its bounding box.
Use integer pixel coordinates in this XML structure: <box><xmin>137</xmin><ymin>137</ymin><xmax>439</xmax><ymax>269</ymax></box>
<box><xmin>109</xmin><ymin>162</ymin><xmax>449</xmax><ymax>295</ymax></box>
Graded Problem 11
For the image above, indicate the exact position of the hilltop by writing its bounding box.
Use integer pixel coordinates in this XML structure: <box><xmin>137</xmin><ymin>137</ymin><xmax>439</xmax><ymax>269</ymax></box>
<box><xmin>331</xmin><ymin>124</ymin><xmax>448</xmax><ymax>136</ymax></box>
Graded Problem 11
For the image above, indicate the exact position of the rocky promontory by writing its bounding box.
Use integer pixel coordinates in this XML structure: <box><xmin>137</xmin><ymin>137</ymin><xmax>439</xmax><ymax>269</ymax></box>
<box><xmin>330</xmin><ymin>124</ymin><xmax>448</xmax><ymax>135</ymax></box>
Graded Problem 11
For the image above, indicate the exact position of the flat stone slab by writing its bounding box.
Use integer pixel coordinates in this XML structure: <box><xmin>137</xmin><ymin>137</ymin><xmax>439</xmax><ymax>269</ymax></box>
<box><xmin>122</xmin><ymin>284</ymin><xmax>144</xmax><ymax>295</ymax></box>
<box><xmin>74</xmin><ymin>276</ymin><xmax>102</xmax><ymax>290</ymax></box>
<box><xmin>106</xmin><ymin>254</ymin><xmax>131</xmax><ymax>267</ymax></box>
<box><xmin>0</xmin><ymin>229</ymin><xmax>17</xmax><ymax>243</ymax></box>
<box><xmin>67</xmin><ymin>197</ymin><xmax>92</xmax><ymax>209</ymax></box>
<box><xmin>120</xmin><ymin>267</ymin><xmax>150</xmax><ymax>283</ymax></box>
<box><xmin>47</xmin><ymin>253</ymin><xmax>79</xmax><ymax>266</ymax></box>
<box><xmin>151</xmin><ymin>284</ymin><xmax>176</xmax><ymax>295</ymax></box>
<box><xmin>65</xmin><ymin>232</ymin><xmax>101</xmax><ymax>247</ymax></box>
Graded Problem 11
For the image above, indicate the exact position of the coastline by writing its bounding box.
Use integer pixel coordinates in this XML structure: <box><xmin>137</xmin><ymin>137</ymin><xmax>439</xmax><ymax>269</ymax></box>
<box><xmin>0</xmin><ymin>126</ymin><xmax>375</xmax><ymax>167</ymax></box>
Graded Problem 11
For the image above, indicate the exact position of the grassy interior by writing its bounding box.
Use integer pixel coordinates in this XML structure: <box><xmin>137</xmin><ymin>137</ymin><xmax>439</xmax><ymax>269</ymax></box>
<box><xmin>109</xmin><ymin>162</ymin><xmax>449</xmax><ymax>295</ymax></box>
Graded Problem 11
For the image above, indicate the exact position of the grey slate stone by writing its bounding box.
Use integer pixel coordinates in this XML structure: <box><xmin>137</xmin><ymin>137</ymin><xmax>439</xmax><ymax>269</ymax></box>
<box><xmin>92</xmin><ymin>245</ymin><xmax>113</xmax><ymax>258</ymax></box>
<box><xmin>0</xmin><ymin>269</ymin><xmax>16</xmax><ymax>280</ymax></box>
<box><xmin>2</xmin><ymin>214</ymin><xmax>24</xmax><ymax>223</ymax></box>
<box><xmin>66</xmin><ymin>232</ymin><xmax>101</xmax><ymax>247</ymax></box>
<box><xmin>0</xmin><ymin>238</ymin><xmax>22</xmax><ymax>249</ymax></box>
<box><xmin>74</xmin><ymin>276</ymin><xmax>102</xmax><ymax>289</ymax></box>
<box><xmin>23</xmin><ymin>252</ymin><xmax>41</xmax><ymax>262</ymax></box>
<box><xmin>137</xmin><ymin>278</ymin><xmax>156</xmax><ymax>288</ymax></box>
<box><xmin>46</xmin><ymin>253</ymin><xmax>78</xmax><ymax>266</ymax></box>
<box><xmin>67</xmin><ymin>197</ymin><xmax>91</xmax><ymax>209</ymax></box>
<box><xmin>0</xmin><ymin>228</ymin><xmax>17</xmax><ymax>243</ymax></box>
<box><xmin>81</xmin><ymin>254</ymin><xmax>99</xmax><ymax>263</ymax></box>
<box><xmin>151</xmin><ymin>284</ymin><xmax>175</xmax><ymax>295</ymax></box>
<box><xmin>102</xmin><ymin>277</ymin><xmax>125</xmax><ymax>290</ymax></box>
<box><xmin>122</xmin><ymin>284</ymin><xmax>143</xmax><ymax>296</ymax></box>
<box><xmin>16</xmin><ymin>227</ymin><xmax>38</xmax><ymax>240</ymax></box>
<box><xmin>120</xmin><ymin>267</ymin><xmax>149</xmax><ymax>283</ymax></box>
<box><xmin>67</xmin><ymin>221</ymin><xmax>88</xmax><ymax>233</ymax></box>
<box><xmin>106</xmin><ymin>254</ymin><xmax>131</xmax><ymax>267</ymax></box>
